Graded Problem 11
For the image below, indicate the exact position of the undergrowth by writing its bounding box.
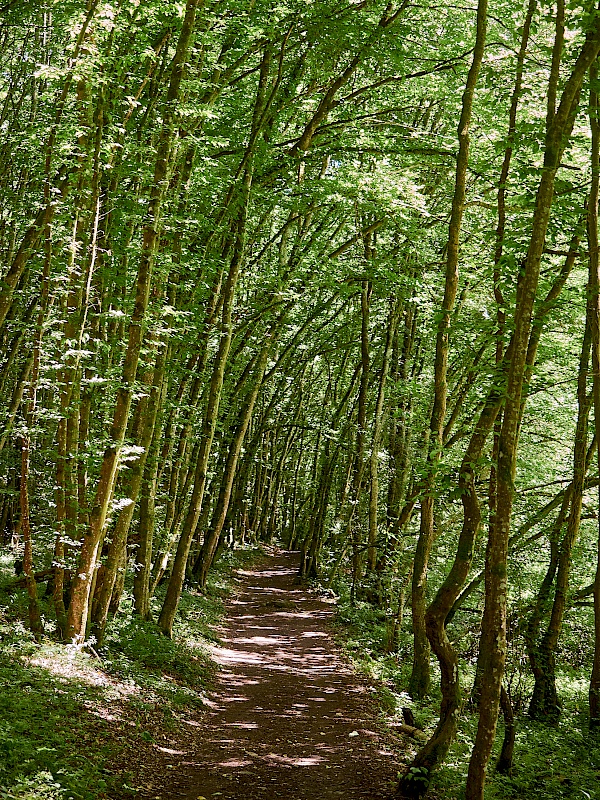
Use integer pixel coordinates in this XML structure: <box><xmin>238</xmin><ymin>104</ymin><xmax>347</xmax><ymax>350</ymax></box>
<box><xmin>0</xmin><ymin>546</ymin><xmax>261</xmax><ymax>800</ymax></box>
<box><xmin>334</xmin><ymin>590</ymin><xmax>600</xmax><ymax>800</ymax></box>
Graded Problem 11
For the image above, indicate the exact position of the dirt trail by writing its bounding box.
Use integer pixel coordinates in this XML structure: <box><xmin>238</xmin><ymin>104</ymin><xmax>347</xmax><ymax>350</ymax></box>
<box><xmin>151</xmin><ymin>550</ymin><xmax>403</xmax><ymax>800</ymax></box>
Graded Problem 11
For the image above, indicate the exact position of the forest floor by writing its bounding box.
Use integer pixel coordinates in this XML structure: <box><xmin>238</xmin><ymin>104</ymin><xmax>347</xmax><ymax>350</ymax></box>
<box><xmin>3</xmin><ymin>546</ymin><xmax>599</xmax><ymax>800</ymax></box>
<box><xmin>124</xmin><ymin>549</ymin><xmax>404</xmax><ymax>800</ymax></box>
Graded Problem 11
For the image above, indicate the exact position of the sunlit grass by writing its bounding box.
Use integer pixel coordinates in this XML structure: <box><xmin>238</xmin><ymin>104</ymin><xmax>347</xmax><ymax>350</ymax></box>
<box><xmin>0</xmin><ymin>545</ymin><xmax>263</xmax><ymax>800</ymax></box>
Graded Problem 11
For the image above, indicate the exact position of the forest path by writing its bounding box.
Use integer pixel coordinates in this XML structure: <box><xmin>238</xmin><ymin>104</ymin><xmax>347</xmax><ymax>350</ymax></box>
<box><xmin>157</xmin><ymin>549</ymin><xmax>402</xmax><ymax>800</ymax></box>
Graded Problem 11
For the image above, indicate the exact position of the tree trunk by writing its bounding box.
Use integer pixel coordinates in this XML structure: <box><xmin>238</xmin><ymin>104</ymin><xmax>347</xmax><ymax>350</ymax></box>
<box><xmin>529</xmin><ymin>318</ymin><xmax>591</xmax><ymax>722</ymax></box>
<box><xmin>158</xmin><ymin>168</ymin><xmax>252</xmax><ymax>636</ymax></box>
<box><xmin>465</xmin><ymin>22</ymin><xmax>600</xmax><ymax>799</ymax></box>
<box><xmin>398</xmin><ymin>388</ymin><xmax>500</xmax><ymax>797</ymax></box>
<box><xmin>194</xmin><ymin>342</ymin><xmax>271</xmax><ymax>589</ymax></box>
<box><xmin>496</xmin><ymin>685</ymin><xmax>516</xmax><ymax>775</ymax></box>
<box><xmin>407</xmin><ymin>0</ymin><xmax>487</xmax><ymax>706</ymax></box>
<box><xmin>588</xmin><ymin>59</ymin><xmax>600</xmax><ymax>729</ymax></box>
<box><xmin>366</xmin><ymin>297</ymin><xmax>399</xmax><ymax>577</ymax></box>
<box><xmin>66</xmin><ymin>0</ymin><xmax>200</xmax><ymax>642</ymax></box>
<box><xmin>19</xmin><ymin>435</ymin><xmax>44</xmax><ymax>639</ymax></box>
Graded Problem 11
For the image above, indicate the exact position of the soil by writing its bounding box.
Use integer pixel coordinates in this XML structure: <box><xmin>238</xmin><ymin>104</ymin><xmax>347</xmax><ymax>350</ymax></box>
<box><xmin>133</xmin><ymin>549</ymin><xmax>405</xmax><ymax>800</ymax></box>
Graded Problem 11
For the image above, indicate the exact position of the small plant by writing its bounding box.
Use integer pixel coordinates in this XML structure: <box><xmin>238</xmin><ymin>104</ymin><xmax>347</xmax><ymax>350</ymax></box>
<box><xmin>404</xmin><ymin>766</ymin><xmax>430</xmax><ymax>787</ymax></box>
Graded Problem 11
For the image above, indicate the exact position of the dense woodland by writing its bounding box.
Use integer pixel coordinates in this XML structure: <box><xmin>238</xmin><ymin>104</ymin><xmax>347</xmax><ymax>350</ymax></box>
<box><xmin>2</xmin><ymin>0</ymin><xmax>600</xmax><ymax>797</ymax></box>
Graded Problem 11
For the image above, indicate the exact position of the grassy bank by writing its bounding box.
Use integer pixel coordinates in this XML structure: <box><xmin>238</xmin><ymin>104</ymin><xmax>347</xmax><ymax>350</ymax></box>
<box><xmin>0</xmin><ymin>546</ymin><xmax>261</xmax><ymax>800</ymax></box>
<box><xmin>334</xmin><ymin>596</ymin><xmax>600</xmax><ymax>800</ymax></box>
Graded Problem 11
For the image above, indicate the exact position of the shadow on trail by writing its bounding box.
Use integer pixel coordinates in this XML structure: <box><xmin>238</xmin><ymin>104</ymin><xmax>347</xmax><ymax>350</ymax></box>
<box><xmin>163</xmin><ymin>550</ymin><xmax>401</xmax><ymax>800</ymax></box>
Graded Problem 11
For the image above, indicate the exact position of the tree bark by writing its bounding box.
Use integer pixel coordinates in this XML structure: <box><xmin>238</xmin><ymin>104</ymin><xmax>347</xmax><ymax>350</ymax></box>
<box><xmin>466</xmin><ymin>21</ymin><xmax>600</xmax><ymax>799</ymax></box>
<box><xmin>158</xmin><ymin>170</ymin><xmax>252</xmax><ymax>636</ymax></box>
<box><xmin>588</xmin><ymin>59</ymin><xmax>600</xmax><ymax>729</ymax></box>
<box><xmin>66</xmin><ymin>0</ymin><xmax>200</xmax><ymax>642</ymax></box>
<box><xmin>366</xmin><ymin>297</ymin><xmax>400</xmax><ymax>576</ymax></box>
<box><xmin>528</xmin><ymin>317</ymin><xmax>591</xmax><ymax>721</ymax></box>
<box><xmin>407</xmin><ymin>0</ymin><xmax>487</xmax><ymax>705</ymax></box>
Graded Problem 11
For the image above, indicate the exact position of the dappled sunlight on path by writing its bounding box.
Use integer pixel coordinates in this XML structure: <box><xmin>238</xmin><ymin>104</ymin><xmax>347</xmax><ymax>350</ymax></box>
<box><xmin>158</xmin><ymin>550</ymin><xmax>401</xmax><ymax>800</ymax></box>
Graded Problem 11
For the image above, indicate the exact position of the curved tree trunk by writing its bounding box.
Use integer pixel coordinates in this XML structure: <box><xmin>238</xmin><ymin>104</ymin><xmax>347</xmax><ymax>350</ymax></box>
<box><xmin>407</xmin><ymin>0</ymin><xmax>487</xmax><ymax>705</ymax></box>
<box><xmin>397</xmin><ymin>386</ymin><xmax>500</xmax><ymax>798</ymax></box>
